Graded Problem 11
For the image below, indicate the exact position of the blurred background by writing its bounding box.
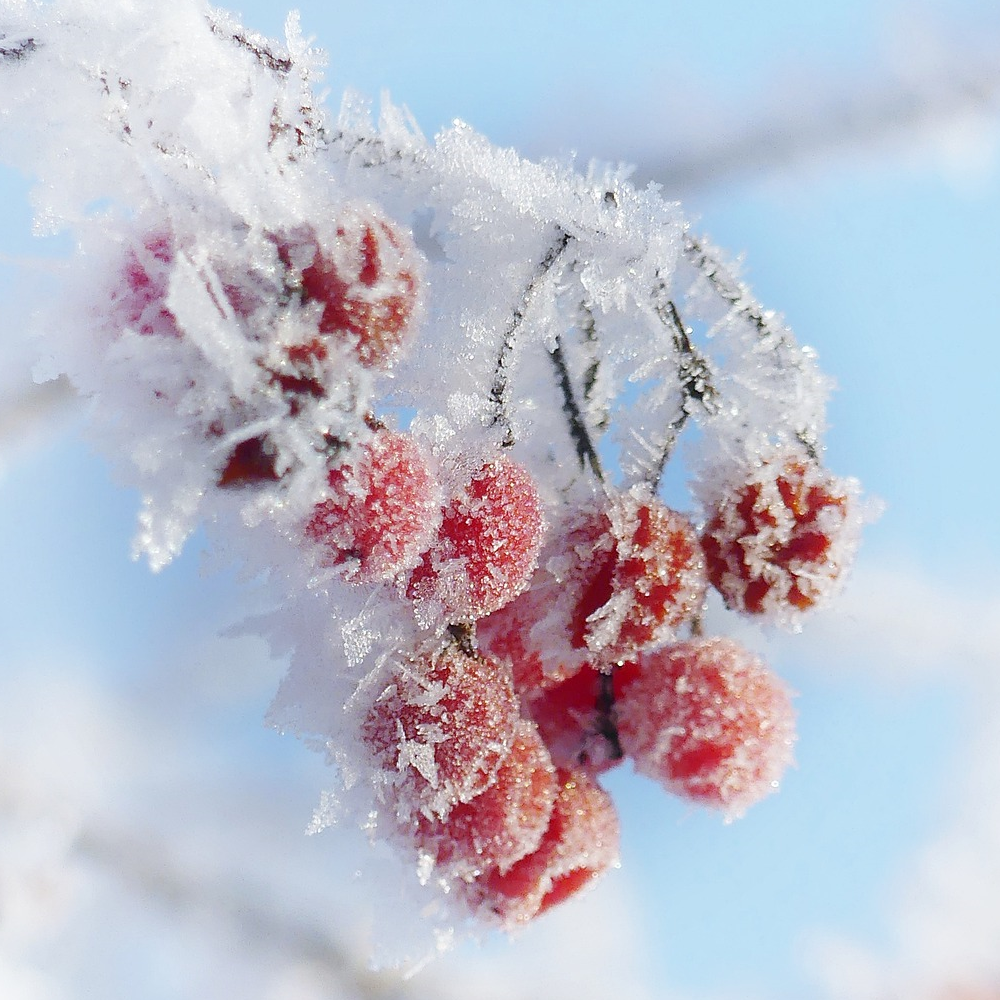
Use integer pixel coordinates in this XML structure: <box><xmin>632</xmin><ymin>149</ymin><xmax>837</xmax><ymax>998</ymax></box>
<box><xmin>2</xmin><ymin>0</ymin><xmax>1000</xmax><ymax>997</ymax></box>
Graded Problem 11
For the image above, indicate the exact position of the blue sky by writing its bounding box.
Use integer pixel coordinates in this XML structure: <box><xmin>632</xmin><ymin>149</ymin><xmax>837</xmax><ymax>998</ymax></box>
<box><xmin>2</xmin><ymin>1</ymin><xmax>1000</xmax><ymax>998</ymax></box>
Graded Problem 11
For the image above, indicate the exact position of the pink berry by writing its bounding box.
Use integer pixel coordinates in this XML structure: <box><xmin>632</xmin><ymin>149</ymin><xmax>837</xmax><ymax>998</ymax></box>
<box><xmin>115</xmin><ymin>232</ymin><xmax>179</xmax><ymax>338</ymax></box>
<box><xmin>362</xmin><ymin>642</ymin><xmax>519</xmax><ymax>821</ymax></box>
<box><xmin>467</xmin><ymin>768</ymin><xmax>620</xmax><ymax>926</ymax></box>
<box><xmin>281</xmin><ymin>203</ymin><xmax>420</xmax><ymax>369</ymax></box>
<box><xmin>615</xmin><ymin>638</ymin><xmax>796</xmax><ymax>818</ymax></box>
<box><xmin>700</xmin><ymin>450</ymin><xmax>860</xmax><ymax>620</ymax></box>
<box><xmin>407</xmin><ymin>454</ymin><xmax>545</xmax><ymax>624</ymax></box>
<box><xmin>305</xmin><ymin>430</ymin><xmax>441</xmax><ymax>584</ymax></box>
<box><xmin>413</xmin><ymin>719</ymin><xmax>557</xmax><ymax>877</ymax></box>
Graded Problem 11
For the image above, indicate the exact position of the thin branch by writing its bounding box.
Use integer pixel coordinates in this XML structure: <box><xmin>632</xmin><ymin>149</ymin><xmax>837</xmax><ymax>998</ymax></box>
<box><xmin>548</xmin><ymin>335</ymin><xmax>604</xmax><ymax>482</ymax></box>
<box><xmin>0</xmin><ymin>377</ymin><xmax>77</xmax><ymax>459</ymax></box>
<box><xmin>648</xmin><ymin>296</ymin><xmax>718</xmax><ymax>488</ymax></box>
<box><xmin>489</xmin><ymin>229</ymin><xmax>572</xmax><ymax>447</ymax></box>
<box><xmin>73</xmin><ymin>824</ymin><xmax>421</xmax><ymax>1000</ymax></box>
<box><xmin>207</xmin><ymin>19</ymin><xmax>294</xmax><ymax>76</ymax></box>
<box><xmin>638</xmin><ymin>50</ymin><xmax>1000</xmax><ymax>194</ymax></box>
<box><xmin>0</xmin><ymin>33</ymin><xmax>37</xmax><ymax>62</ymax></box>
<box><xmin>682</xmin><ymin>234</ymin><xmax>820</xmax><ymax>459</ymax></box>
<box><xmin>577</xmin><ymin>296</ymin><xmax>609</xmax><ymax>432</ymax></box>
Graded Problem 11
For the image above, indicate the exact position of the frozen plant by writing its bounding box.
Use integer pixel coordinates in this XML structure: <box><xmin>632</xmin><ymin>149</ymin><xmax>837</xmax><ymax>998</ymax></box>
<box><xmin>0</xmin><ymin>0</ymin><xmax>867</xmax><ymax>942</ymax></box>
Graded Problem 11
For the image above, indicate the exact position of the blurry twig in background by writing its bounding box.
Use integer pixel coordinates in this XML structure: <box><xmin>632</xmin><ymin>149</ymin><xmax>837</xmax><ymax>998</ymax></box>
<box><xmin>635</xmin><ymin>29</ymin><xmax>1000</xmax><ymax>193</ymax></box>
<box><xmin>0</xmin><ymin>376</ymin><xmax>76</xmax><ymax>468</ymax></box>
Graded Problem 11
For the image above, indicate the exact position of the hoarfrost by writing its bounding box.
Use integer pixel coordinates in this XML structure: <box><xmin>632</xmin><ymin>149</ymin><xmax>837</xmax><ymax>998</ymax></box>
<box><xmin>0</xmin><ymin>0</ymin><xmax>865</xmax><ymax>958</ymax></box>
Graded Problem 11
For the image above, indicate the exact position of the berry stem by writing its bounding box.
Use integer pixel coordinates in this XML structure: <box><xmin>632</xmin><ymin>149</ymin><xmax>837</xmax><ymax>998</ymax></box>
<box><xmin>648</xmin><ymin>295</ymin><xmax>718</xmax><ymax>489</ymax></box>
<box><xmin>0</xmin><ymin>33</ymin><xmax>37</xmax><ymax>61</ymax></box>
<box><xmin>595</xmin><ymin>670</ymin><xmax>624</xmax><ymax>764</ymax></box>
<box><xmin>447</xmin><ymin>622</ymin><xmax>476</xmax><ymax>656</ymax></box>
<box><xmin>682</xmin><ymin>233</ymin><xmax>820</xmax><ymax>458</ymax></box>
<box><xmin>489</xmin><ymin>228</ymin><xmax>573</xmax><ymax>447</ymax></box>
<box><xmin>576</xmin><ymin>292</ymin><xmax>609</xmax><ymax>431</ymax></box>
<box><xmin>548</xmin><ymin>334</ymin><xmax>605</xmax><ymax>483</ymax></box>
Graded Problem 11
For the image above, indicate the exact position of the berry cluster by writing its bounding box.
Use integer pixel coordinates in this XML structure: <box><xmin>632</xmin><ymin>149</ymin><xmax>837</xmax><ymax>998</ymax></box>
<box><xmin>3</xmin><ymin>1</ymin><xmax>870</xmax><ymax>950</ymax></box>
<box><xmin>104</xmin><ymin>194</ymin><xmax>863</xmax><ymax>928</ymax></box>
<box><xmin>112</xmin><ymin>200</ymin><xmax>422</xmax><ymax>490</ymax></box>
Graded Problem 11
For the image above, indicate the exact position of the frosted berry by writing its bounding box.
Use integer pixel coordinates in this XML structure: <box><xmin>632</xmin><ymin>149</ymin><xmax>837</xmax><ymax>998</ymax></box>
<box><xmin>216</xmin><ymin>434</ymin><xmax>281</xmax><ymax>488</ymax></box>
<box><xmin>407</xmin><ymin>454</ymin><xmax>545</xmax><ymax>624</ymax></box>
<box><xmin>616</xmin><ymin>637</ymin><xmax>796</xmax><ymax>818</ymax></box>
<box><xmin>468</xmin><ymin>768</ymin><xmax>620</xmax><ymax>926</ymax></box>
<box><xmin>521</xmin><ymin>661</ymin><xmax>641</xmax><ymax>776</ymax></box>
<box><xmin>563</xmin><ymin>489</ymin><xmax>707</xmax><ymax>661</ymax></box>
<box><xmin>413</xmin><ymin>719</ymin><xmax>557</xmax><ymax>877</ymax></box>
<box><xmin>362</xmin><ymin>642</ymin><xmax>519</xmax><ymax>821</ymax></box>
<box><xmin>282</xmin><ymin>202</ymin><xmax>420</xmax><ymax>369</ymax></box>
<box><xmin>700</xmin><ymin>451</ymin><xmax>860</xmax><ymax>620</ymax></box>
<box><xmin>305</xmin><ymin>430</ymin><xmax>441</xmax><ymax>584</ymax></box>
<box><xmin>476</xmin><ymin>586</ymin><xmax>580</xmax><ymax>696</ymax></box>
<box><xmin>115</xmin><ymin>232</ymin><xmax>179</xmax><ymax>338</ymax></box>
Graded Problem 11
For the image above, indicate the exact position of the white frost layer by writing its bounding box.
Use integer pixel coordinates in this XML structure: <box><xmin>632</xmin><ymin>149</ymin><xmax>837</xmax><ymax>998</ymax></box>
<box><xmin>0</xmin><ymin>0</ymin><xmax>857</xmax><ymax>958</ymax></box>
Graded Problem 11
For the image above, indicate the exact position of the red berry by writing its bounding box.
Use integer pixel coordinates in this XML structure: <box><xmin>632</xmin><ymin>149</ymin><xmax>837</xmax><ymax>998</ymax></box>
<box><xmin>521</xmin><ymin>661</ymin><xmax>641</xmax><ymax>776</ymax></box>
<box><xmin>283</xmin><ymin>203</ymin><xmax>420</xmax><ymax>369</ymax></box>
<box><xmin>305</xmin><ymin>430</ymin><xmax>441</xmax><ymax>584</ymax></box>
<box><xmin>700</xmin><ymin>450</ymin><xmax>860</xmax><ymax>620</ymax></box>
<box><xmin>413</xmin><ymin>719</ymin><xmax>557</xmax><ymax>877</ymax></box>
<box><xmin>615</xmin><ymin>638</ymin><xmax>796</xmax><ymax>818</ymax></box>
<box><xmin>216</xmin><ymin>434</ymin><xmax>281</xmax><ymax>488</ymax></box>
<box><xmin>569</xmin><ymin>489</ymin><xmax>707</xmax><ymax>661</ymax></box>
<box><xmin>407</xmin><ymin>454</ymin><xmax>545</xmax><ymax>624</ymax></box>
<box><xmin>362</xmin><ymin>642</ymin><xmax>519</xmax><ymax>821</ymax></box>
<box><xmin>475</xmin><ymin>586</ymin><xmax>580</xmax><ymax>695</ymax></box>
<box><xmin>467</xmin><ymin>768</ymin><xmax>620</xmax><ymax>926</ymax></box>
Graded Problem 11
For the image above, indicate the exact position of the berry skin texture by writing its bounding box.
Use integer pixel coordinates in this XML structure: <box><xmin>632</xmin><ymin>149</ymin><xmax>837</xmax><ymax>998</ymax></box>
<box><xmin>615</xmin><ymin>638</ymin><xmax>796</xmax><ymax>819</ymax></box>
<box><xmin>412</xmin><ymin>718</ymin><xmax>558</xmax><ymax>878</ymax></box>
<box><xmin>569</xmin><ymin>490</ymin><xmax>707</xmax><ymax>660</ymax></box>
<box><xmin>700</xmin><ymin>451</ymin><xmax>860</xmax><ymax>621</ymax></box>
<box><xmin>476</xmin><ymin>582</ymin><xmax>588</xmax><ymax>696</ymax></box>
<box><xmin>407</xmin><ymin>454</ymin><xmax>545</xmax><ymax>625</ymax></box>
<box><xmin>467</xmin><ymin>768</ymin><xmax>620</xmax><ymax>926</ymax></box>
<box><xmin>216</xmin><ymin>434</ymin><xmax>281</xmax><ymax>488</ymax></box>
<box><xmin>283</xmin><ymin>202</ymin><xmax>420</xmax><ymax>369</ymax></box>
<box><xmin>305</xmin><ymin>430</ymin><xmax>442</xmax><ymax>584</ymax></box>
<box><xmin>362</xmin><ymin>642</ymin><xmax>519</xmax><ymax>821</ymax></box>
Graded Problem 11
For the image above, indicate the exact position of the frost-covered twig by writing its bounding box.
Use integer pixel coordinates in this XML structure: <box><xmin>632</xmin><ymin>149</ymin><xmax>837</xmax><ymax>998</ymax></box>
<box><xmin>548</xmin><ymin>334</ymin><xmax>605</xmax><ymax>481</ymax></box>
<box><xmin>682</xmin><ymin>232</ymin><xmax>823</xmax><ymax>458</ymax></box>
<box><xmin>647</xmin><ymin>296</ymin><xmax>717</xmax><ymax>488</ymax></box>
<box><xmin>0</xmin><ymin>31</ymin><xmax>37</xmax><ymax>61</ymax></box>
<box><xmin>489</xmin><ymin>229</ymin><xmax>573</xmax><ymax>447</ymax></box>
